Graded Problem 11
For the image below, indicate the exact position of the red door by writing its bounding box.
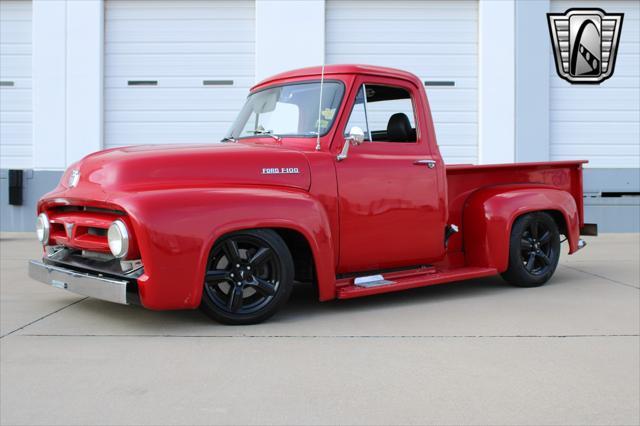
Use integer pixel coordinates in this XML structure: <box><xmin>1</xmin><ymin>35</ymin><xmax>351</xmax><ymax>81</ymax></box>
<box><xmin>335</xmin><ymin>79</ymin><xmax>445</xmax><ymax>273</ymax></box>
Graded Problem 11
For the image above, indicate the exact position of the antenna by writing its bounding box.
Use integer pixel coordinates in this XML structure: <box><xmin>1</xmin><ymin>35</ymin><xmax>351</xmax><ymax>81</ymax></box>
<box><xmin>315</xmin><ymin>63</ymin><xmax>326</xmax><ymax>151</ymax></box>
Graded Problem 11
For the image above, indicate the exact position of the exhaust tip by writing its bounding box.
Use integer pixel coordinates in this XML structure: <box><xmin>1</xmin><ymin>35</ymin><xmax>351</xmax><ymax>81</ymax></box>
<box><xmin>577</xmin><ymin>239</ymin><xmax>587</xmax><ymax>250</ymax></box>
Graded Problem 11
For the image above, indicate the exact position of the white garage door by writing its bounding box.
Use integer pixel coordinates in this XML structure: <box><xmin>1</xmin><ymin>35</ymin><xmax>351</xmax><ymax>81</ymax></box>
<box><xmin>0</xmin><ymin>0</ymin><xmax>32</xmax><ymax>169</ymax></box>
<box><xmin>104</xmin><ymin>0</ymin><xmax>255</xmax><ymax>148</ymax></box>
<box><xmin>550</xmin><ymin>0</ymin><xmax>640</xmax><ymax>168</ymax></box>
<box><xmin>326</xmin><ymin>0</ymin><xmax>478</xmax><ymax>164</ymax></box>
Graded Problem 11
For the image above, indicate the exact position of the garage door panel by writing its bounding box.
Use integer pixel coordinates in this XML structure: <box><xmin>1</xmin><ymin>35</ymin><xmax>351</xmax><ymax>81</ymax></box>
<box><xmin>327</xmin><ymin>42</ymin><xmax>477</xmax><ymax>56</ymax></box>
<box><xmin>106</xmin><ymin>122</ymin><xmax>229</xmax><ymax>145</ymax></box>
<box><xmin>327</xmin><ymin>27</ymin><xmax>477</xmax><ymax>44</ymax></box>
<box><xmin>424</xmin><ymin>90</ymin><xmax>477</xmax><ymax>111</ymax></box>
<box><xmin>553</xmin><ymin>144</ymin><xmax>640</xmax><ymax>155</ymax></box>
<box><xmin>431</xmin><ymin>111</ymin><xmax>477</xmax><ymax>124</ymax></box>
<box><xmin>106</xmin><ymin>3</ymin><xmax>253</xmax><ymax>20</ymax></box>
<box><xmin>551</xmin><ymin>76</ymin><xmax>639</xmax><ymax>88</ymax></box>
<box><xmin>0</xmin><ymin>111</ymin><xmax>31</xmax><ymax>123</ymax></box>
<box><xmin>551</xmin><ymin>89</ymin><xmax>639</xmax><ymax>111</ymax></box>
<box><xmin>327</xmin><ymin>1</ymin><xmax>477</xmax><ymax>20</ymax></box>
<box><xmin>438</xmin><ymin>146</ymin><xmax>478</xmax><ymax>164</ymax></box>
<box><xmin>106</xmin><ymin>42</ymin><xmax>254</xmax><ymax>55</ymax></box>
<box><xmin>553</xmin><ymin>0</ymin><xmax>639</xmax><ymax>18</ymax></box>
<box><xmin>104</xmin><ymin>77</ymin><xmax>254</xmax><ymax>89</ymax></box>
<box><xmin>0</xmin><ymin>122</ymin><xmax>31</xmax><ymax>143</ymax></box>
<box><xmin>106</xmin><ymin>88</ymin><xmax>249</xmax><ymax>109</ymax></box>
<box><xmin>106</xmin><ymin>110</ymin><xmax>238</xmax><ymax>123</ymax></box>
<box><xmin>433</xmin><ymin>123</ymin><xmax>477</xmax><ymax>142</ymax></box>
<box><xmin>549</xmin><ymin>156</ymin><xmax>638</xmax><ymax>168</ymax></box>
<box><xmin>551</xmin><ymin>122</ymin><xmax>640</xmax><ymax>143</ymax></box>
<box><xmin>0</xmin><ymin>145</ymin><xmax>32</xmax><ymax>161</ymax></box>
<box><xmin>106</xmin><ymin>26</ymin><xmax>254</xmax><ymax>44</ymax></box>
<box><xmin>327</xmin><ymin>0</ymin><xmax>479</xmax><ymax>164</ymax></box>
<box><xmin>106</xmin><ymin>54</ymin><xmax>254</xmax><ymax>77</ymax></box>
<box><xmin>0</xmin><ymin>1</ymin><xmax>31</xmax><ymax>18</ymax></box>
<box><xmin>0</xmin><ymin>56</ymin><xmax>31</xmax><ymax>78</ymax></box>
<box><xmin>326</xmin><ymin>55</ymin><xmax>477</xmax><ymax>78</ymax></box>
<box><xmin>0</xmin><ymin>43</ymin><xmax>31</xmax><ymax>56</ymax></box>
<box><xmin>552</xmin><ymin>110</ymin><xmax>639</xmax><ymax>122</ymax></box>
<box><xmin>0</xmin><ymin>21</ymin><xmax>31</xmax><ymax>42</ymax></box>
<box><xmin>0</xmin><ymin>0</ymin><xmax>32</xmax><ymax>169</ymax></box>
<box><xmin>105</xmin><ymin>0</ymin><xmax>255</xmax><ymax>147</ymax></box>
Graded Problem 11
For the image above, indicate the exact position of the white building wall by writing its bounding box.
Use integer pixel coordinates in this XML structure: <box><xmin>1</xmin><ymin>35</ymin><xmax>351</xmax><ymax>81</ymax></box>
<box><xmin>255</xmin><ymin>0</ymin><xmax>325</xmax><ymax>82</ymax></box>
<box><xmin>515</xmin><ymin>0</ymin><xmax>550</xmax><ymax>163</ymax></box>
<box><xmin>32</xmin><ymin>0</ymin><xmax>67</xmax><ymax>170</ymax></box>
<box><xmin>66</xmin><ymin>0</ymin><xmax>104</xmax><ymax>166</ymax></box>
<box><xmin>32</xmin><ymin>0</ymin><xmax>103</xmax><ymax>171</ymax></box>
<box><xmin>478</xmin><ymin>0</ymin><xmax>516</xmax><ymax>164</ymax></box>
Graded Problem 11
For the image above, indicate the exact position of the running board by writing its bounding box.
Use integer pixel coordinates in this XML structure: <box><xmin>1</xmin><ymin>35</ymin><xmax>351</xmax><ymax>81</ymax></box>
<box><xmin>336</xmin><ymin>266</ymin><xmax>498</xmax><ymax>299</ymax></box>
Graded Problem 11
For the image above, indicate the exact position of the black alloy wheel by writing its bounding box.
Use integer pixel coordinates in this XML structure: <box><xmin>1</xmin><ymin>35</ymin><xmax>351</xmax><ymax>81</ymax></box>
<box><xmin>502</xmin><ymin>212</ymin><xmax>561</xmax><ymax>287</ymax></box>
<box><xmin>200</xmin><ymin>229</ymin><xmax>294</xmax><ymax>325</ymax></box>
<box><xmin>520</xmin><ymin>220</ymin><xmax>555</xmax><ymax>275</ymax></box>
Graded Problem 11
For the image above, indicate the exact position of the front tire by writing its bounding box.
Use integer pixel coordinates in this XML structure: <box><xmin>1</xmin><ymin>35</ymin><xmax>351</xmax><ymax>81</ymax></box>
<box><xmin>501</xmin><ymin>212</ymin><xmax>561</xmax><ymax>287</ymax></box>
<box><xmin>200</xmin><ymin>229</ymin><xmax>294</xmax><ymax>325</ymax></box>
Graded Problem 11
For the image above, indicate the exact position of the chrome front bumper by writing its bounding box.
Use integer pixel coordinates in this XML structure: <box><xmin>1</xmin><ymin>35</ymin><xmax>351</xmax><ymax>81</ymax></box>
<box><xmin>28</xmin><ymin>260</ymin><xmax>130</xmax><ymax>304</ymax></box>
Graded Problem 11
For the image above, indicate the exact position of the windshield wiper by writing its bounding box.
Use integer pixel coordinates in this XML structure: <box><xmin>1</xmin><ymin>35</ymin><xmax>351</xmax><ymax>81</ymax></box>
<box><xmin>220</xmin><ymin>136</ymin><xmax>237</xmax><ymax>143</ymax></box>
<box><xmin>249</xmin><ymin>130</ymin><xmax>282</xmax><ymax>142</ymax></box>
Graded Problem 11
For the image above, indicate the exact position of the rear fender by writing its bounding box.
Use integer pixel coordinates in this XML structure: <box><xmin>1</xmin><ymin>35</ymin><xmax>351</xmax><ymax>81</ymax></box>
<box><xmin>462</xmin><ymin>185</ymin><xmax>580</xmax><ymax>272</ymax></box>
<box><xmin>114</xmin><ymin>186</ymin><xmax>336</xmax><ymax>310</ymax></box>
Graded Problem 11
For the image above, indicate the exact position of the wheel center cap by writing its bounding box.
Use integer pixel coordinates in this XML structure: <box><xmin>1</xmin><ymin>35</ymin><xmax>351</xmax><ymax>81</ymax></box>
<box><xmin>238</xmin><ymin>269</ymin><xmax>251</xmax><ymax>281</ymax></box>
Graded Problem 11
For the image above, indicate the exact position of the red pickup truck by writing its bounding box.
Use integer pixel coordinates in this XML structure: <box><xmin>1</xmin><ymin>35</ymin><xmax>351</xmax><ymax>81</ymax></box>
<box><xmin>29</xmin><ymin>65</ymin><xmax>595</xmax><ymax>324</ymax></box>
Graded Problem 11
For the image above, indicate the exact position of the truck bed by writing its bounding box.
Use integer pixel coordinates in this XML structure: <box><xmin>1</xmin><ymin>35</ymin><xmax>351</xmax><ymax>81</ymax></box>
<box><xmin>445</xmin><ymin>160</ymin><xmax>587</xmax><ymax>256</ymax></box>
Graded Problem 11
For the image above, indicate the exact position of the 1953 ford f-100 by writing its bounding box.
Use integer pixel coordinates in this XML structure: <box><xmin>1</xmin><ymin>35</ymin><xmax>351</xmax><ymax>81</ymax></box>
<box><xmin>29</xmin><ymin>65</ymin><xmax>596</xmax><ymax>324</ymax></box>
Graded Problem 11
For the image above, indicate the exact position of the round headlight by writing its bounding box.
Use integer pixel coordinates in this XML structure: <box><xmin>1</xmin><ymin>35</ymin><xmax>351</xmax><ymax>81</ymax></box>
<box><xmin>107</xmin><ymin>220</ymin><xmax>129</xmax><ymax>259</ymax></box>
<box><xmin>36</xmin><ymin>213</ymin><xmax>50</xmax><ymax>245</ymax></box>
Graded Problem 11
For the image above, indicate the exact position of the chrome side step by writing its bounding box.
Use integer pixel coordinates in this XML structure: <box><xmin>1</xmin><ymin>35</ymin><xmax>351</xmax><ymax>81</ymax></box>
<box><xmin>354</xmin><ymin>274</ymin><xmax>394</xmax><ymax>288</ymax></box>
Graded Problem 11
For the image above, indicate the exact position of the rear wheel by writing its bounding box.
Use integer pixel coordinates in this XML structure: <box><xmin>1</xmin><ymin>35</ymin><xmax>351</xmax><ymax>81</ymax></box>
<box><xmin>200</xmin><ymin>229</ymin><xmax>294</xmax><ymax>325</ymax></box>
<box><xmin>501</xmin><ymin>212</ymin><xmax>561</xmax><ymax>287</ymax></box>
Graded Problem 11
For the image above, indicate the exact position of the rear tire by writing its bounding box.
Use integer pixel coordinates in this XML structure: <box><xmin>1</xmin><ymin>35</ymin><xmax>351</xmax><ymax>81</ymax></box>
<box><xmin>200</xmin><ymin>229</ymin><xmax>294</xmax><ymax>325</ymax></box>
<box><xmin>501</xmin><ymin>212</ymin><xmax>561</xmax><ymax>287</ymax></box>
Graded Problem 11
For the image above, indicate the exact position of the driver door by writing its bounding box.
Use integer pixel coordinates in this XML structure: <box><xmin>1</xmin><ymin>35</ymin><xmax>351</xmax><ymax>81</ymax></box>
<box><xmin>335</xmin><ymin>78</ymin><xmax>445</xmax><ymax>274</ymax></box>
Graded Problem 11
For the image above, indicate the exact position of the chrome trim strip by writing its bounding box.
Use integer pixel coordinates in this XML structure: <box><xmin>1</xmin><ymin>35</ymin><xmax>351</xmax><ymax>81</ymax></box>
<box><xmin>362</xmin><ymin>83</ymin><xmax>373</xmax><ymax>142</ymax></box>
<box><xmin>28</xmin><ymin>260</ymin><xmax>129</xmax><ymax>304</ymax></box>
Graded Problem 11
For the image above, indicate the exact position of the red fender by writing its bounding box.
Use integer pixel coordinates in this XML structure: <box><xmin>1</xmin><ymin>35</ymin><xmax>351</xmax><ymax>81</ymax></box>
<box><xmin>112</xmin><ymin>187</ymin><xmax>336</xmax><ymax>310</ymax></box>
<box><xmin>462</xmin><ymin>185</ymin><xmax>580</xmax><ymax>272</ymax></box>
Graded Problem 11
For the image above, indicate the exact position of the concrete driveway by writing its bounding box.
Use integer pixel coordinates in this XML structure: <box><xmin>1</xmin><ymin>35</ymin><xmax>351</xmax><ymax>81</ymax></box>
<box><xmin>1</xmin><ymin>233</ymin><xmax>638</xmax><ymax>426</ymax></box>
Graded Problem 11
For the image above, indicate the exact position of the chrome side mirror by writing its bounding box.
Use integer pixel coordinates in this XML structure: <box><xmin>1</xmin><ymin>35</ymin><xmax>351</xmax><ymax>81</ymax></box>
<box><xmin>337</xmin><ymin>126</ymin><xmax>365</xmax><ymax>161</ymax></box>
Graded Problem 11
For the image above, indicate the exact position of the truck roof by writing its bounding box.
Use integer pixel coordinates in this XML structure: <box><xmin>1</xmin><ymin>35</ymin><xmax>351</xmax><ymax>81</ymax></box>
<box><xmin>252</xmin><ymin>64</ymin><xmax>423</xmax><ymax>91</ymax></box>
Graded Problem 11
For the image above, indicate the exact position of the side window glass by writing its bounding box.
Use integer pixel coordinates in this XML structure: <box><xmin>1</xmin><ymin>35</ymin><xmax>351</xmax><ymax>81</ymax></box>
<box><xmin>344</xmin><ymin>86</ymin><xmax>370</xmax><ymax>141</ymax></box>
<box><xmin>365</xmin><ymin>85</ymin><xmax>417</xmax><ymax>143</ymax></box>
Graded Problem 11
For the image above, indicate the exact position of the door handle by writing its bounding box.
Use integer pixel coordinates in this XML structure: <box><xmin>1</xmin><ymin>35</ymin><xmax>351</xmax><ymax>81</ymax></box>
<box><xmin>414</xmin><ymin>159</ymin><xmax>436</xmax><ymax>169</ymax></box>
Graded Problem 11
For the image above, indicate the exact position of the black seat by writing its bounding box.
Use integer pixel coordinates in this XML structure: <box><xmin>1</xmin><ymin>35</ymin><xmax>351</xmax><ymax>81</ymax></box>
<box><xmin>386</xmin><ymin>113</ymin><xmax>412</xmax><ymax>142</ymax></box>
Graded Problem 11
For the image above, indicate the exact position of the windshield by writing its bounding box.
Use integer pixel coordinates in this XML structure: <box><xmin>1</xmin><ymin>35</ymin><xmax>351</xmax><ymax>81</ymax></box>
<box><xmin>226</xmin><ymin>81</ymin><xmax>345</xmax><ymax>139</ymax></box>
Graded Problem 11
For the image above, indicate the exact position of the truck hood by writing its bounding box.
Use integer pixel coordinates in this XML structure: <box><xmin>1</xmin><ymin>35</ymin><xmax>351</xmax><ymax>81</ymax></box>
<box><xmin>58</xmin><ymin>143</ymin><xmax>311</xmax><ymax>201</ymax></box>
